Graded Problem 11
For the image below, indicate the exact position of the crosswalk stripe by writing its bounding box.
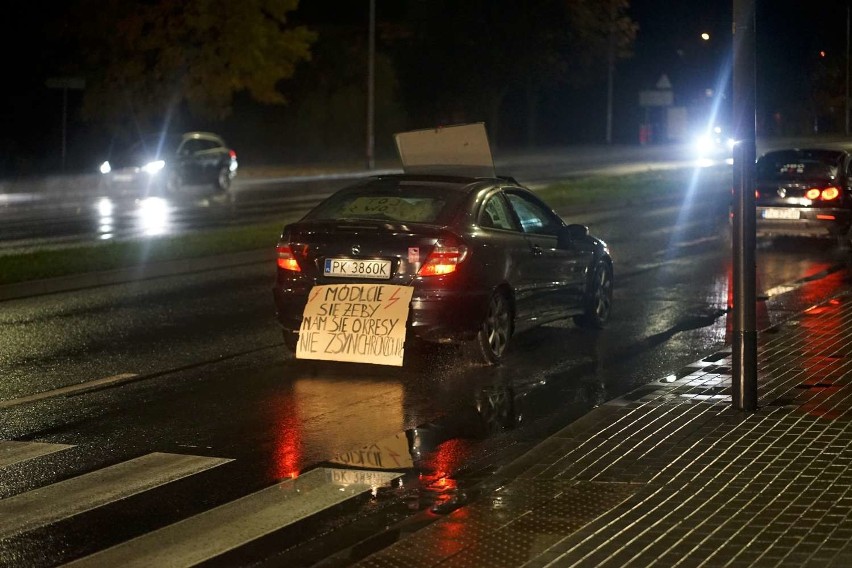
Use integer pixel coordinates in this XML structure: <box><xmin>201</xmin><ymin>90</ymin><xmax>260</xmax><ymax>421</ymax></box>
<box><xmin>66</xmin><ymin>467</ymin><xmax>403</xmax><ymax>568</ymax></box>
<box><xmin>0</xmin><ymin>440</ymin><xmax>74</xmax><ymax>468</ymax></box>
<box><xmin>0</xmin><ymin>452</ymin><xmax>232</xmax><ymax>539</ymax></box>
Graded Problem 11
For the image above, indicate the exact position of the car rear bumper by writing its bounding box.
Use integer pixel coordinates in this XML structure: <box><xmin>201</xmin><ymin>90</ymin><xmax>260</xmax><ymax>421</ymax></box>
<box><xmin>272</xmin><ymin>283</ymin><xmax>489</xmax><ymax>344</ymax></box>
<box><xmin>756</xmin><ymin>207</ymin><xmax>852</xmax><ymax>239</ymax></box>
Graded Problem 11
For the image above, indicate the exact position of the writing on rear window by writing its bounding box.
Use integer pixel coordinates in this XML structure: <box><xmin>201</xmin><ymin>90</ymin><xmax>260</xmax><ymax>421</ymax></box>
<box><xmin>339</xmin><ymin>197</ymin><xmax>442</xmax><ymax>222</ymax></box>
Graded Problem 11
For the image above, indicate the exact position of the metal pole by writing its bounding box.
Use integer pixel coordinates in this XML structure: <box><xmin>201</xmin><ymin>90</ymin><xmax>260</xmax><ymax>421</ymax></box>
<box><xmin>366</xmin><ymin>0</ymin><xmax>375</xmax><ymax>170</ymax></box>
<box><xmin>605</xmin><ymin>1</ymin><xmax>616</xmax><ymax>145</ymax></box>
<box><xmin>846</xmin><ymin>2</ymin><xmax>850</xmax><ymax>136</ymax></box>
<box><xmin>61</xmin><ymin>86</ymin><xmax>68</xmax><ymax>172</ymax></box>
<box><xmin>732</xmin><ymin>0</ymin><xmax>758</xmax><ymax>412</ymax></box>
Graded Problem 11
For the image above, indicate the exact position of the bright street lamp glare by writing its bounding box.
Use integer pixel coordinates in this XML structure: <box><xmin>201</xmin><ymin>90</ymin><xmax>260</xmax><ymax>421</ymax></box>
<box><xmin>701</xmin><ymin>33</ymin><xmax>710</xmax><ymax>41</ymax></box>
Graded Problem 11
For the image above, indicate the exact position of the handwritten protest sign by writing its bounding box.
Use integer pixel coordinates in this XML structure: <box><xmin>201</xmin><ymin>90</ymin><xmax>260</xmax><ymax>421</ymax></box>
<box><xmin>296</xmin><ymin>284</ymin><xmax>414</xmax><ymax>366</ymax></box>
<box><xmin>328</xmin><ymin>433</ymin><xmax>413</xmax><ymax>470</ymax></box>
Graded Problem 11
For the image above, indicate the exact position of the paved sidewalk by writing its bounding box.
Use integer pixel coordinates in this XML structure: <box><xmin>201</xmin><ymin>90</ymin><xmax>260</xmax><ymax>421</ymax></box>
<box><xmin>355</xmin><ymin>288</ymin><xmax>852</xmax><ymax>567</ymax></box>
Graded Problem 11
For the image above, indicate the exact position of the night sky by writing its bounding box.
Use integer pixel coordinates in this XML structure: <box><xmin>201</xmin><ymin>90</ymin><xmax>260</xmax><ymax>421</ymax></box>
<box><xmin>1</xmin><ymin>1</ymin><xmax>848</xmax><ymax>175</ymax></box>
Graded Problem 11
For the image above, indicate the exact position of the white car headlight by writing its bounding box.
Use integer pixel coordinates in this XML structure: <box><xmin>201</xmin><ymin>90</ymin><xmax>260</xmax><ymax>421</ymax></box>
<box><xmin>99</xmin><ymin>161</ymin><xmax>111</xmax><ymax>174</ymax></box>
<box><xmin>142</xmin><ymin>160</ymin><xmax>166</xmax><ymax>175</ymax></box>
<box><xmin>695</xmin><ymin>135</ymin><xmax>714</xmax><ymax>155</ymax></box>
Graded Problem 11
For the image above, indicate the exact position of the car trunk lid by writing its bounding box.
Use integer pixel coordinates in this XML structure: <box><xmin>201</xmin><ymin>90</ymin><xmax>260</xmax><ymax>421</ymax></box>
<box><xmin>283</xmin><ymin>220</ymin><xmax>461</xmax><ymax>285</ymax></box>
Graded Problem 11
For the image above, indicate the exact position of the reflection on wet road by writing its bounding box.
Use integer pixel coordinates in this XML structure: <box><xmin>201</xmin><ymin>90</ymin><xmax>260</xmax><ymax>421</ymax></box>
<box><xmin>3</xmin><ymin>164</ymin><xmax>852</xmax><ymax>565</ymax></box>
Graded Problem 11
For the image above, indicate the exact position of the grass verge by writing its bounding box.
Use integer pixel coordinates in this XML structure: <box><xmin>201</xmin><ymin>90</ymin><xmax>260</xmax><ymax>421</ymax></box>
<box><xmin>534</xmin><ymin>165</ymin><xmax>731</xmax><ymax>209</ymax></box>
<box><xmin>0</xmin><ymin>165</ymin><xmax>731</xmax><ymax>286</ymax></box>
<box><xmin>0</xmin><ymin>220</ymin><xmax>290</xmax><ymax>286</ymax></box>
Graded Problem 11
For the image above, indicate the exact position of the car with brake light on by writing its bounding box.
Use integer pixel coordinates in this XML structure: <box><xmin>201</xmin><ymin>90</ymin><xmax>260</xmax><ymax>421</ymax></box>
<box><xmin>99</xmin><ymin>131</ymin><xmax>238</xmax><ymax>199</ymax></box>
<box><xmin>272</xmin><ymin>171</ymin><xmax>613</xmax><ymax>366</ymax></box>
<box><xmin>754</xmin><ymin>148</ymin><xmax>852</xmax><ymax>247</ymax></box>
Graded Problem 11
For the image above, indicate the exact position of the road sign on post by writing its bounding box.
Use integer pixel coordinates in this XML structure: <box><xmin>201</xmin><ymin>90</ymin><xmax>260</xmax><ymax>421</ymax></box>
<box><xmin>45</xmin><ymin>77</ymin><xmax>86</xmax><ymax>172</ymax></box>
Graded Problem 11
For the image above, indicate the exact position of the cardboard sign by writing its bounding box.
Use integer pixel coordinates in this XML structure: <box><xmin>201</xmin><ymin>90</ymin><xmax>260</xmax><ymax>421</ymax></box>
<box><xmin>328</xmin><ymin>433</ymin><xmax>413</xmax><ymax>470</ymax></box>
<box><xmin>296</xmin><ymin>284</ymin><xmax>414</xmax><ymax>366</ymax></box>
<box><xmin>394</xmin><ymin>122</ymin><xmax>495</xmax><ymax>178</ymax></box>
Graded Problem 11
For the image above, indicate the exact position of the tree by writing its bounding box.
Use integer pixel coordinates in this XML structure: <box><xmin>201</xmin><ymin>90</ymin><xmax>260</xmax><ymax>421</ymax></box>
<box><xmin>60</xmin><ymin>0</ymin><xmax>316</xmax><ymax>130</ymax></box>
<box><xmin>393</xmin><ymin>0</ymin><xmax>637</xmax><ymax>146</ymax></box>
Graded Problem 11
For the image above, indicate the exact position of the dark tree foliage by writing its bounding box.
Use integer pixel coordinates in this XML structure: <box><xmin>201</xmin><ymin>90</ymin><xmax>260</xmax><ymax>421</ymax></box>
<box><xmin>57</xmin><ymin>0</ymin><xmax>316</xmax><ymax>131</ymax></box>
<box><xmin>393</xmin><ymin>0</ymin><xmax>636</xmax><ymax>145</ymax></box>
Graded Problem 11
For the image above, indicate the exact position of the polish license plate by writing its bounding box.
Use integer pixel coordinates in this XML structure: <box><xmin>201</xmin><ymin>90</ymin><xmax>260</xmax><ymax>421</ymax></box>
<box><xmin>324</xmin><ymin>258</ymin><xmax>391</xmax><ymax>279</ymax></box>
<box><xmin>112</xmin><ymin>174</ymin><xmax>133</xmax><ymax>182</ymax></box>
<box><xmin>762</xmin><ymin>208</ymin><xmax>800</xmax><ymax>220</ymax></box>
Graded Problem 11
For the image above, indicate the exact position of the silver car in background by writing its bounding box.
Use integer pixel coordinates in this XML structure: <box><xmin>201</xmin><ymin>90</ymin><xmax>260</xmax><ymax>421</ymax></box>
<box><xmin>99</xmin><ymin>131</ymin><xmax>238</xmax><ymax>199</ymax></box>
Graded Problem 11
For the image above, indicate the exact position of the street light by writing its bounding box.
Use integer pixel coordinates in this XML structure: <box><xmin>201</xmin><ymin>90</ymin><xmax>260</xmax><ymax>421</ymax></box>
<box><xmin>701</xmin><ymin>32</ymin><xmax>711</xmax><ymax>41</ymax></box>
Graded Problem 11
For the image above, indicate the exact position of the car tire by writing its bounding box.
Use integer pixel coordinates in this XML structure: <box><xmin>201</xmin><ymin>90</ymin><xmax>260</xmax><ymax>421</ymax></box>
<box><xmin>282</xmin><ymin>330</ymin><xmax>299</xmax><ymax>354</ymax></box>
<box><xmin>216</xmin><ymin>167</ymin><xmax>232</xmax><ymax>192</ymax></box>
<box><xmin>574</xmin><ymin>262</ymin><xmax>613</xmax><ymax>329</ymax></box>
<box><xmin>836</xmin><ymin>228</ymin><xmax>852</xmax><ymax>251</ymax></box>
<box><xmin>474</xmin><ymin>290</ymin><xmax>512</xmax><ymax>365</ymax></box>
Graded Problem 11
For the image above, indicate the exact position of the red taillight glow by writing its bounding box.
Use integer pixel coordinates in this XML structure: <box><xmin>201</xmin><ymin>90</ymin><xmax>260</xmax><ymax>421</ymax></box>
<box><xmin>276</xmin><ymin>244</ymin><xmax>301</xmax><ymax>272</ymax></box>
<box><xmin>229</xmin><ymin>150</ymin><xmax>237</xmax><ymax>160</ymax></box>
<box><xmin>418</xmin><ymin>245</ymin><xmax>468</xmax><ymax>277</ymax></box>
<box><xmin>806</xmin><ymin>186</ymin><xmax>840</xmax><ymax>201</ymax></box>
<box><xmin>817</xmin><ymin>214</ymin><xmax>836</xmax><ymax>220</ymax></box>
<box><xmin>821</xmin><ymin>187</ymin><xmax>840</xmax><ymax>200</ymax></box>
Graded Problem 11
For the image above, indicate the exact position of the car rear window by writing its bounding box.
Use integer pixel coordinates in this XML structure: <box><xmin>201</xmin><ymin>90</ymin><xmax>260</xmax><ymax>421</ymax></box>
<box><xmin>756</xmin><ymin>151</ymin><xmax>842</xmax><ymax>180</ymax></box>
<box><xmin>307</xmin><ymin>184</ymin><xmax>463</xmax><ymax>223</ymax></box>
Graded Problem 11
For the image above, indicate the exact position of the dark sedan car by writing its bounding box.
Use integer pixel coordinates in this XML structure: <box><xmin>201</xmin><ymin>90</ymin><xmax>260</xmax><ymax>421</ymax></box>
<box><xmin>272</xmin><ymin>173</ymin><xmax>613</xmax><ymax>366</ymax></box>
<box><xmin>99</xmin><ymin>131</ymin><xmax>238</xmax><ymax>198</ymax></box>
<box><xmin>755</xmin><ymin>148</ymin><xmax>852</xmax><ymax>246</ymax></box>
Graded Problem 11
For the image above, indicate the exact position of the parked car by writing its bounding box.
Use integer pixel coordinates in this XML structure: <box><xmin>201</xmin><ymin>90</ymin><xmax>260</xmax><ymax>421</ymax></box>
<box><xmin>754</xmin><ymin>148</ymin><xmax>852</xmax><ymax>246</ymax></box>
<box><xmin>271</xmin><ymin>173</ymin><xmax>613</xmax><ymax>365</ymax></box>
<box><xmin>99</xmin><ymin>131</ymin><xmax>237</xmax><ymax>198</ymax></box>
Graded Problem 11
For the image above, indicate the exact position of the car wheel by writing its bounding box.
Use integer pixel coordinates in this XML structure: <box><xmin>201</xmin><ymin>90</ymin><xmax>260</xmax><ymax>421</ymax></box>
<box><xmin>216</xmin><ymin>167</ymin><xmax>231</xmax><ymax>192</ymax></box>
<box><xmin>836</xmin><ymin>228</ymin><xmax>852</xmax><ymax>251</ymax></box>
<box><xmin>574</xmin><ymin>262</ymin><xmax>612</xmax><ymax>329</ymax></box>
<box><xmin>475</xmin><ymin>290</ymin><xmax>512</xmax><ymax>365</ymax></box>
<box><xmin>282</xmin><ymin>330</ymin><xmax>299</xmax><ymax>354</ymax></box>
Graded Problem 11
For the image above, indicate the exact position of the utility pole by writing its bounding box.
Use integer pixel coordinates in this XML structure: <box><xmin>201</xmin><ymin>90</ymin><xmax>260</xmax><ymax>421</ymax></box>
<box><xmin>45</xmin><ymin>77</ymin><xmax>85</xmax><ymax>172</ymax></box>
<box><xmin>846</xmin><ymin>2</ymin><xmax>850</xmax><ymax>135</ymax></box>
<box><xmin>732</xmin><ymin>0</ymin><xmax>758</xmax><ymax>412</ymax></box>
<box><xmin>605</xmin><ymin>1</ymin><xmax>617</xmax><ymax>145</ymax></box>
<box><xmin>366</xmin><ymin>0</ymin><xmax>376</xmax><ymax>170</ymax></box>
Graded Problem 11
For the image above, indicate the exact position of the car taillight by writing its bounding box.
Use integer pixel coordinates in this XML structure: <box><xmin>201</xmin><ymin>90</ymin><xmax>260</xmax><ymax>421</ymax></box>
<box><xmin>806</xmin><ymin>186</ymin><xmax>840</xmax><ymax>201</ymax></box>
<box><xmin>821</xmin><ymin>187</ymin><xmax>840</xmax><ymax>200</ymax></box>
<box><xmin>418</xmin><ymin>244</ymin><xmax>468</xmax><ymax>277</ymax></box>
<box><xmin>229</xmin><ymin>150</ymin><xmax>237</xmax><ymax>160</ymax></box>
<box><xmin>276</xmin><ymin>244</ymin><xmax>301</xmax><ymax>272</ymax></box>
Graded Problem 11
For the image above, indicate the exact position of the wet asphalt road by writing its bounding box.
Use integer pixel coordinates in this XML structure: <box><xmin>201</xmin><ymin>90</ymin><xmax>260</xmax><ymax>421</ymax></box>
<box><xmin>0</xmin><ymin>143</ymin><xmax>709</xmax><ymax>254</ymax></box>
<box><xmin>3</xmin><ymin>161</ymin><xmax>852</xmax><ymax>565</ymax></box>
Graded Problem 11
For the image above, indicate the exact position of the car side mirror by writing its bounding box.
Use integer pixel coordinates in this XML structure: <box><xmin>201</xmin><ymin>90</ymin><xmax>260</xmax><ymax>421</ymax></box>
<box><xmin>558</xmin><ymin>224</ymin><xmax>589</xmax><ymax>248</ymax></box>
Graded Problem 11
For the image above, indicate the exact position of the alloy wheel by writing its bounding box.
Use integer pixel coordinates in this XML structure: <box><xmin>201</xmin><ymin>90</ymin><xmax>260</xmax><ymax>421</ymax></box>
<box><xmin>477</xmin><ymin>292</ymin><xmax>511</xmax><ymax>364</ymax></box>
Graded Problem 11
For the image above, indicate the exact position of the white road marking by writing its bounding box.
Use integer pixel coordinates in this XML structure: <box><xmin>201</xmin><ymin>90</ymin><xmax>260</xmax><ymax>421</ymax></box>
<box><xmin>0</xmin><ymin>452</ymin><xmax>232</xmax><ymax>539</ymax></box>
<box><xmin>0</xmin><ymin>373</ymin><xmax>138</xmax><ymax>409</ymax></box>
<box><xmin>0</xmin><ymin>441</ymin><xmax>74</xmax><ymax>468</ymax></box>
<box><xmin>66</xmin><ymin>467</ymin><xmax>403</xmax><ymax>568</ymax></box>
